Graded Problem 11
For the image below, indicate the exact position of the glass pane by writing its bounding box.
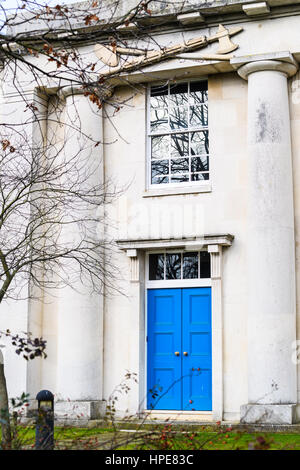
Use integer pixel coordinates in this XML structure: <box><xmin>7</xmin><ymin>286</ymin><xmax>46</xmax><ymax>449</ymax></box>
<box><xmin>169</xmin><ymin>107</ymin><xmax>188</xmax><ymax>130</ymax></box>
<box><xmin>169</xmin><ymin>83</ymin><xmax>188</xmax><ymax>106</ymax></box>
<box><xmin>191</xmin><ymin>173</ymin><xmax>209</xmax><ymax>181</ymax></box>
<box><xmin>171</xmin><ymin>158</ymin><xmax>189</xmax><ymax>174</ymax></box>
<box><xmin>152</xmin><ymin>175</ymin><xmax>169</xmax><ymax>184</ymax></box>
<box><xmin>171</xmin><ymin>175</ymin><xmax>189</xmax><ymax>183</ymax></box>
<box><xmin>151</xmin><ymin>108</ymin><xmax>168</xmax><ymax>132</ymax></box>
<box><xmin>150</xmin><ymin>95</ymin><xmax>168</xmax><ymax>109</ymax></box>
<box><xmin>170</xmin><ymin>133</ymin><xmax>189</xmax><ymax>157</ymax></box>
<box><xmin>200</xmin><ymin>251</ymin><xmax>211</xmax><ymax>278</ymax></box>
<box><xmin>151</xmin><ymin>160</ymin><xmax>169</xmax><ymax>179</ymax></box>
<box><xmin>191</xmin><ymin>156</ymin><xmax>209</xmax><ymax>172</ymax></box>
<box><xmin>150</xmin><ymin>85</ymin><xmax>168</xmax><ymax>108</ymax></box>
<box><xmin>149</xmin><ymin>253</ymin><xmax>165</xmax><ymax>280</ymax></box>
<box><xmin>190</xmin><ymin>131</ymin><xmax>209</xmax><ymax>155</ymax></box>
<box><xmin>151</xmin><ymin>135</ymin><xmax>169</xmax><ymax>159</ymax></box>
<box><xmin>190</xmin><ymin>104</ymin><xmax>208</xmax><ymax>127</ymax></box>
<box><xmin>183</xmin><ymin>252</ymin><xmax>198</xmax><ymax>279</ymax></box>
<box><xmin>190</xmin><ymin>81</ymin><xmax>208</xmax><ymax>105</ymax></box>
<box><xmin>166</xmin><ymin>253</ymin><xmax>181</xmax><ymax>279</ymax></box>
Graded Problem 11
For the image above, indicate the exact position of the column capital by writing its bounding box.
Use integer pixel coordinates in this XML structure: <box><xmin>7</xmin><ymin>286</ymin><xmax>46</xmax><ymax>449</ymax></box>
<box><xmin>231</xmin><ymin>51</ymin><xmax>298</xmax><ymax>80</ymax></box>
<box><xmin>58</xmin><ymin>83</ymin><xmax>114</xmax><ymax>100</ymax></box>
<box><xmin>58</xmin><ymin>84</ymin><xmax>86</xmax><ymax>99</ymax></box>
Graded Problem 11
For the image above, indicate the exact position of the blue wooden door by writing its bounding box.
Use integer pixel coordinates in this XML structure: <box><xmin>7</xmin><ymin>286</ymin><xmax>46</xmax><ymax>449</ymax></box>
<box><xmin>147</xmin><ymin>287</ymin><xmax>212</xmax><ymax>411</ymax></box>
<box><xmin>182</xmin><ymin>287</ymin><xmax>212</xmax><ymax>411</ymax></box>
<box><xmin>147</xmin><ymin>289</ymin><xmax>182</xmax><ymax>410</ymax></box>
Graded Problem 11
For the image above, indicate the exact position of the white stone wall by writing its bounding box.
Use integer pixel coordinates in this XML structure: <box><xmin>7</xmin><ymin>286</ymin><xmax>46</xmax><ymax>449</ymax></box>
<box><xmin>102</xmin><ymin>75</ymin><xmax>249</xmax><ymax>418</ymax></box>
<box><xmin>0</xmin><ymin>77</ymin><xmax>48</xmax><ymax>402</ymax></box>
<box><xmin>1</xmin><ymin>11</ymin><xmax>300</xmax><ymax>421</ymax></box>
<box><xmin>102</xmin><ymin>68</ymin><xmax>300</xmax><ymax>418</ymax></box>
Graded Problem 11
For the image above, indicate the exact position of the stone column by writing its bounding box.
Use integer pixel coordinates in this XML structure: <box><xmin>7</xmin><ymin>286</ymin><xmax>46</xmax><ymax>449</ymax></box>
<box><xmin>231</xmin><ymin>53</ymin><xmax>298</xmax><ymax>424</ymax></box>
<box><xmin>26</xmin><ymin>90</ymin><xmax>48</xmax><ymax>401</ymax></box>
<box><xmin>208</xmin><ymin>244</ymin><xmax>224</xmax><ymax>422</ymax></box>
<box><xmin>55</xmin><ymin>86</ymin><xmax>105</xmax><ymax>421</ymax></box>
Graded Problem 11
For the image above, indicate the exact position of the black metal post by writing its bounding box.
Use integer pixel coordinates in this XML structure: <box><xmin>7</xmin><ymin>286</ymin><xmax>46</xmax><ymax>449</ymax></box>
<box><xmin>35</xmin><ymin>390</ymin><xmax>54</xmax><ymax>450</ymax></box>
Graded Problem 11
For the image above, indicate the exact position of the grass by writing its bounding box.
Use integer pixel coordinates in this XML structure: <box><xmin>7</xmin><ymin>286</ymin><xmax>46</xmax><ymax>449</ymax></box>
<box><xmin>2</xmin><ymin>424</ymin><xmax>300</xmax><ymax>450</ymax></box>
<box><xmin>120</xmin><ymin>430</ymin><xmax>300</xmax><ymax>451</ymax></box>
<box><xmin>167</xmin><ymin>431</ymin><xmax>300</xmax><ymax>450</ymax></box>
<box><xmin>2</xmin><ymin>424</ymin><xmax>115</xmax><ymax>449</ymax></box>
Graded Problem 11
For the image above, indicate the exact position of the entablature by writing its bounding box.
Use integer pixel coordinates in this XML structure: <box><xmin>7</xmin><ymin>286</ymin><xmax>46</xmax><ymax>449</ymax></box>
<box><xmin>117</xmin><ymin>234</ymin><xmax>234</xmax><ymax>255</ymax></box>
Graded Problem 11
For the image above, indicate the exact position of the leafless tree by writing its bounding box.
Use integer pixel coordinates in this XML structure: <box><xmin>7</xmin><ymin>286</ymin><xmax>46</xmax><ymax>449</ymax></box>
<box><xmin>0</xmin><ymin>0</ymin><xmax>190</xmax><ymax>448</ymax></box>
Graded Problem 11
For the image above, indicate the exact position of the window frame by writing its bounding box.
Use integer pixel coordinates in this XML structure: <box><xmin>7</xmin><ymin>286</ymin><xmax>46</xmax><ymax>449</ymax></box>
<box><xmin>145</xmin><ymin>249</ymin><xmax>212</xmax><ymax>289</ymax></box>
<box><xmin>146</xmin><ymin>79</ymin><xmax>209</xmax><ymax>190</ymax></box>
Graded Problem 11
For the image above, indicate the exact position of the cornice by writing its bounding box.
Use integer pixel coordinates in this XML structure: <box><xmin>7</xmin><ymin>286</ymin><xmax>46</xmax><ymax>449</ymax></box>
<box><xmin>116</xmin><ymin>235</ymin><xmax>234</xmax><ymax>251</ymax></box>
<box><xmin>5</xmin><ymin>0</ymin><xmax>300</xmax><ymax>49</ymax></box>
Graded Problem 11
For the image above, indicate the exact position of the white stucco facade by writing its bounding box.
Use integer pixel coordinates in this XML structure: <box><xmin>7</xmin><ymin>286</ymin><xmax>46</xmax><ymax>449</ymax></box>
<box><xmin>1</xmin><ymin>0</ymin><xmax>300</xmax><ymax>424</ymax></box>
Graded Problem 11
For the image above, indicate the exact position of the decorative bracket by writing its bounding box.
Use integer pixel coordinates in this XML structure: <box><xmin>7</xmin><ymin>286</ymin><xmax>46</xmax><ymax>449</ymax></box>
<box><xmin>126</xmin><ymin>249</ymin><xmax>139</xmax><ymax>283</ymax></box>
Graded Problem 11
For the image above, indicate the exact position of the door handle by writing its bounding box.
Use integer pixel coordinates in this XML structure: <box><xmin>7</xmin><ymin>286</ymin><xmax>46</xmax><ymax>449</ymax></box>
<box><xmin>174</xmin><ymin>351</ymin><xmax>180</xmax><ymax>356</ymax></box>
<box><xmin>183</xmin><ymin>351</ymin><xmax>188</xmax><ymax>356</ymax></box>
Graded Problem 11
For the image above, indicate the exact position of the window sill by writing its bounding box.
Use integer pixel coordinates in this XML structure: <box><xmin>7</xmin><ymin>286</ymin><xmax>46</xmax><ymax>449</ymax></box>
<box><xmin>142</xmin><ymin>184</ymin><xmax>212</xmax><ymax>198</ymax></box>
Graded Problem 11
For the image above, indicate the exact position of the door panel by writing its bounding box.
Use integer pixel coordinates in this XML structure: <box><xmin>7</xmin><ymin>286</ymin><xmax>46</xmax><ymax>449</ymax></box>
<box><xmin>147</xmin><ymin>287</ymin><xmax>212</xmax><ymax>411</ymax></box>
<box><xmin>147</xmin><ymin>289</ymin><xmax>182</xmax><ymax>410</ymax></box>
<box><xmin>182</xmin><ymin>288</ymin><xmax>212</xmax><ymax>411</ymax></box>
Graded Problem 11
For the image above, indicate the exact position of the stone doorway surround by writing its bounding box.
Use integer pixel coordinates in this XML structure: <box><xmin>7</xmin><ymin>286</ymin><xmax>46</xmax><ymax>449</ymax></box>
<box><xmin>117</xmin><ymin>233</ymin><xmax>234</xmax><ymax>422</ymax></box>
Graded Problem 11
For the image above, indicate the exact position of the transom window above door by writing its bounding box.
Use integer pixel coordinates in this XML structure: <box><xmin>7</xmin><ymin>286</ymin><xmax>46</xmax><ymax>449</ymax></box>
<box><xmin>148</xmin><ymin>81</ymin><xmax>209</xmax><ymax>187</ymax></box>
<box><xmin>149</xmin><ymin>251</ymin><xmax>211</xmax><ymax>280</ymax></box>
